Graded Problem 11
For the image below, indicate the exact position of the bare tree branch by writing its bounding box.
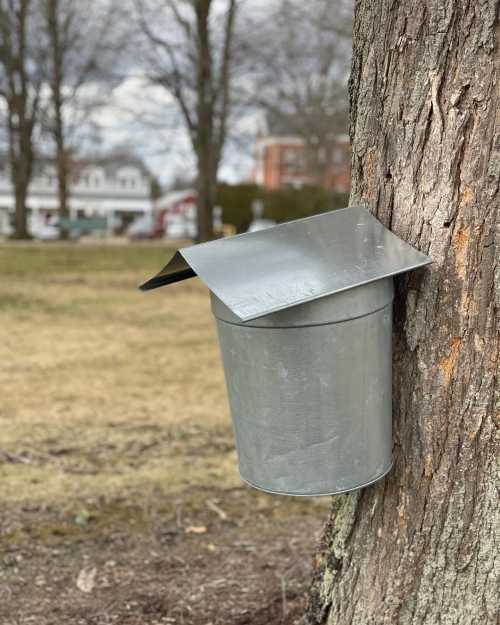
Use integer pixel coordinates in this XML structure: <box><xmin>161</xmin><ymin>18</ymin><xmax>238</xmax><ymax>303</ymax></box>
<box><xmin>240</xmin><ymin>0</ymin><xmax>352</xmax><ymax>185</ymax></box>
<box><xmin>132</xmin><ymin>0</ymin><xmax>239</xmax><ymax>241</ymax></box>
<box><xmin>134</xmin><ymin>0</ymin><xmax>196</xmax><ymax>134</ymax></box>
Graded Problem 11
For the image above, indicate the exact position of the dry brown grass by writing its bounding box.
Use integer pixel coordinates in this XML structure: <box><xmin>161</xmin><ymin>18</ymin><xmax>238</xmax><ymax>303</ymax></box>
<box><xmin>0</xmin><ymin>243</ymin><xmax>240</xmax><ymax>506</ymax></box>
<box><xmin>0</xmin><ymin>243</ymin><xmax>329</xmax><ymax>625</ymax></box>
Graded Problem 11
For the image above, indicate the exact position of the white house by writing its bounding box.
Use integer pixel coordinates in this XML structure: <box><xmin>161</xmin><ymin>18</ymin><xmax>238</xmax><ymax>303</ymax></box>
<box><xmin>0</xmin><ymin>155</ymin><xmax>154</xmax><ymax>236</ymax></box>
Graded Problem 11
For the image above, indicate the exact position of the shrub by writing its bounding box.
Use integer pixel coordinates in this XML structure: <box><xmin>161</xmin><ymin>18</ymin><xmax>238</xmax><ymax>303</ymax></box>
<box><xmin>216</xmin><ymin>183</ymin><xmax>349</xmax><ymax>233</ymax></box>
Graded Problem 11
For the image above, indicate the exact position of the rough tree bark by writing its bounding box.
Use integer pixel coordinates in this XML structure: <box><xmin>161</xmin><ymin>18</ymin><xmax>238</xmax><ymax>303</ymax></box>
<box><xmin>306</xmin><ymin>1</ymin><xmax>499</xmax><ymax>624</ymax></box>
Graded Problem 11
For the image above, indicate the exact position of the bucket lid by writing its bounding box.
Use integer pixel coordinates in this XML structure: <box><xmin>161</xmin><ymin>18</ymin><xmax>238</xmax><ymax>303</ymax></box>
<box><xmin>140</xmin><ymin>207</ymin><xmax>431</xmax><ymax>322</ymax></box>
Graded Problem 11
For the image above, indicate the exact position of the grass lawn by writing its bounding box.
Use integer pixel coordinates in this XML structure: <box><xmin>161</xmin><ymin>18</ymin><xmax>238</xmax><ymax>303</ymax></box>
<box><xmin>0</xmin><ymin>242</ymin><xmax>239</xmax><ymax>504</ymax></box>
<box><xmin>0</xmin><ymin>242</ymin><xmax>328</xmax><ymax>625</ymax></box>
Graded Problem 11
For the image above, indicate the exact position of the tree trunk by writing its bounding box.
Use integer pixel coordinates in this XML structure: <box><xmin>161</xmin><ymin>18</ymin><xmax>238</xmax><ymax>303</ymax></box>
<box><xmin>306</xmin><ymin>1</ymin><xmax>498</xmax><ymax>624</ymax></box>
<box><xmin>9</xmin><ymin>114</ymin><xmax>34</xmax><ymax>240</ymax></box>
<box><xmin>47</xmin><ymin>0</ymin><xmax>70</xmax><ymax>237</ymax></box>
<box><xmin>1</xmin><ymin>0</ymin><xmax>38</xmax><ymax>240</ymax></box>
<box><xmin>195</xmin><ymin>0</ymin><xmax>215</xmax><ymax>242</ymax></box>
<box><xmin>54</xmin><ymin>128</ymin><xmax>70</xmax><ymax>225</ymax></box>
<box><xmin>13</xmin><ymin>179</ymin><xmax>29</xmax><ymax>240</ymax></box>
<box><xmin>196</xmin><ymin>150</ymin><xmax>216</xmax><ymax>242</ymax></box>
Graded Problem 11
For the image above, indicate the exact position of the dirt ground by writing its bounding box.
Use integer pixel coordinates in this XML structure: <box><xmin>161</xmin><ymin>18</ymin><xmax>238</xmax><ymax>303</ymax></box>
<box><xmin>0</xmin><ymin>243</ymin><xmax>330</xmax><ymax>625</ymax></box>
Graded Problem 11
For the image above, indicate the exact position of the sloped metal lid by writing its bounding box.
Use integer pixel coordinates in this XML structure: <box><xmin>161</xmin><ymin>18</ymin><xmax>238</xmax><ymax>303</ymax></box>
<box><xmin>140</xmin><ymin>207</ymin><xmax>431</xmax><ymax>321</ymax></box>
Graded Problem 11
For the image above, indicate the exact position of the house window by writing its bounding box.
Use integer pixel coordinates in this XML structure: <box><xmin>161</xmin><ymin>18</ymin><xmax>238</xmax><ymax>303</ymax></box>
<box><xmin>282</xmin><ymin>148</ymin><xmax>304</xmax><ymax>173</ymax></box>
<box><xmin>333</xmin><ymin>146</ymin><xmax>345</xmax><ymax>166</ymax></box>
<box><xmin>282</xmin><ymin>148</ymin><xmax>297</xmax><ymax>165</ymax></box>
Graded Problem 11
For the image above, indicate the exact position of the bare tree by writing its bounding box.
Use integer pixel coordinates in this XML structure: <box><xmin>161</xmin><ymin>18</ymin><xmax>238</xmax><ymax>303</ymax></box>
<box><xmin>306</xmin><ymin>0</ymin><xmax>498</xmax><ymax>623</ymax></box>
<box><xmin>0</xmin><ymin>0</ymin><xmax>44</xmax><ymax>239</ymax></box>
<box><xmin>134</xmin><ymin>0</ymin><xmax>238</xmax><ymax>242</ymax></box>
<box><xmin>243</xmin><ymin>0</ymin><xmax>353</xmax><ymax>186</ymax></box>
<box><xmin>41</xmin><ymin>0</ymin><xmax>123</xmax><ymax>234</ymax></box>
<box><xmin>44</xmin><ymin>0</ymin><xmax>68</xmax><ymax>228</ymax></box>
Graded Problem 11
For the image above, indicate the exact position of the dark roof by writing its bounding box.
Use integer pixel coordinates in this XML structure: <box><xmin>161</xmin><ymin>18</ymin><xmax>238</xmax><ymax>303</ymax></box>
<box><xmin>0</xmin><ymin>151</ymin><xmax>151</xmax><ymax>179</ymax></box>
<box><xmin>73</xmin><ymin>152</ymin><xmax>151</xmax><ymax>178</ymax></box>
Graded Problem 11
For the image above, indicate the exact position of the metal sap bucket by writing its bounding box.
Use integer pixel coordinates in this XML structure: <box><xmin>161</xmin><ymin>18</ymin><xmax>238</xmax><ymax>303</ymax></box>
<box><xmin>211</xmin><ymin>279</ymin><xmax>393</xmax><ymax>496</ymax></box>
<box><xmin>141</xmin><ymin>207</ymin><xmax>431</xmax><ymax>496</ymax></box>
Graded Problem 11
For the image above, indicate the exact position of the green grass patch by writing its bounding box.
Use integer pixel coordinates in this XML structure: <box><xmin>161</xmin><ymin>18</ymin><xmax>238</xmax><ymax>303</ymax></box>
<box><xmin>0</xmin><ymin>244</ymin><xmax>173</xmax><ymax>277</ymax></box>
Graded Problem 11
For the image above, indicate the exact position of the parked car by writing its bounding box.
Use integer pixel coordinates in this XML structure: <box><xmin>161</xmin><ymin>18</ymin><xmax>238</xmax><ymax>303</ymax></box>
<box><xmin>127</xmin><ymin>215</ymin><xmax>154</xmax><ymax>240</ymax></box>
<box><xmin>0</xmin><ymin>221</ymin><xmax>13</xmax><ymax>237</ymax></box>
<box><xmin>30</xmin><ymin>215</ymin><xmax>60</xmax><ymax>240</ymax></box>
<box><xmin>127</xmin><ymin>215</ymin><xmax>158</xmax><ymax>240</ymax></box>
<box><xmin>246</xmin><ymin>199</ymin><xmax>276</xmax><ymax>233</ymax></box>
<box><xmin>247</xmin><ymin>218</ymin><xmax>276</xmax><ymax>233</ymax></box>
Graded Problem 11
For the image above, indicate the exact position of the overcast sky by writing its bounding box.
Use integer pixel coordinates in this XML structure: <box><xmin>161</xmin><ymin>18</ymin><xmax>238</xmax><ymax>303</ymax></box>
<box><xmin>88</xmin><ymin>0</ymin><xmax>270</xmax><ymax>187</ymax></box>
<box><xmin>93</xmin><ymin>74</ymin><xmax>258</xmax><ymax>186</ymax></box>
<box><xmin>84</xmin><ymin>0</ymin><xmax>352</xmax><ymax>188</ymax></box>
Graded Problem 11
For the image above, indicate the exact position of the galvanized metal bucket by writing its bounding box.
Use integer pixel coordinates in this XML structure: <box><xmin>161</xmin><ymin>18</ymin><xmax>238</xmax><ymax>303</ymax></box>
<box><xmin>211</xmin><ymin>279</ymin><xmax>394</xmax><ymax>496</ymax></box>
<box><xmin>140</xmin><ymin>207</ymin><xmax>431</xmax><ymax>497</ymax></box>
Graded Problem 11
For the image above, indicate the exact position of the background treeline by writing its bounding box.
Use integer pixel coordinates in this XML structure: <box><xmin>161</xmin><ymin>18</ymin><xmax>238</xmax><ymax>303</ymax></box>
<box><xmin>0</xmin><ymin>0</ymin><xmax>352</xmax><ymax>240</ymax></box>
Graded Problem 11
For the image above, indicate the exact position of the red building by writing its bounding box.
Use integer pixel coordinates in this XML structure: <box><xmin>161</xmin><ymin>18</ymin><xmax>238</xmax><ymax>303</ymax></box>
<box><xmin>252</xmin><ymin>117</ymin><xmax>351</xmax><ymax>193</ymax></box>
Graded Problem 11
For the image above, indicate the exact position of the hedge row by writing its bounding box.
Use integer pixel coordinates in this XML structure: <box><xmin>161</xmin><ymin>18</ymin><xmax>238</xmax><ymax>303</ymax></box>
<box><xmin>216</xmin><ymin>184</ymin><xmax>349</xmax><ymax>233</ymax></box>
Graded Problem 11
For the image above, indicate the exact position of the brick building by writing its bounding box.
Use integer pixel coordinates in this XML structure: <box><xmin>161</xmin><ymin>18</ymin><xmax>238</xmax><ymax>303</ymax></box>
<box><xmin>252</xmin><ymin>115</ymin><xmax>351</xmax><ymax>193</ymax></box>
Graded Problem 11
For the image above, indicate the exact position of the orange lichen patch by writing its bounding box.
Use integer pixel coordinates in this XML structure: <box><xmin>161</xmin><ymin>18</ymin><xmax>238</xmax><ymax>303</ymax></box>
<box><xmin>460</xmin><ymin>185</ymin><xmax>474</xmax><ymax>205</ymax></box>
<box><xmin>452</xmin><ymin>226</ymin><xmax>470</xmax><ymax>280</ymax></box>
<box><xmin>438</xmin><ymin>337</ymin><xmax>462</xmax><ymax>385</ymax></box>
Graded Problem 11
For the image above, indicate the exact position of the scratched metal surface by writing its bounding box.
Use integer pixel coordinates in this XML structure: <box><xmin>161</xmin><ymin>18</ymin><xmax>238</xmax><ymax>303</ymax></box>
<box><xmin>214</xmin><ymin>279</ymin><xmax>394</xmax><ymax>496</ymax></box>
<box><xmin>140</xmin><ymin>206</ymin><xmax>431</xmax><ymax>322</ymax></box>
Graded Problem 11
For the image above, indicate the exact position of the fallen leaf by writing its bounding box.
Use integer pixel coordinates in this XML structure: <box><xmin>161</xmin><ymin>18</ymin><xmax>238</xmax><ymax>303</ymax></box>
<box><xmin>75</xmin><ymin>510</ymin><xmax>93</xmax><ymax>526</ymax></box>
<box><xmin>76</xmin><ymin>567</ymin><xmax>97</xmax><ymax>593</ymax></box>
<box><xmin>184</xmin><ymin>525</ymin><xmax>207</xmax><ymax>535</ymax></box>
